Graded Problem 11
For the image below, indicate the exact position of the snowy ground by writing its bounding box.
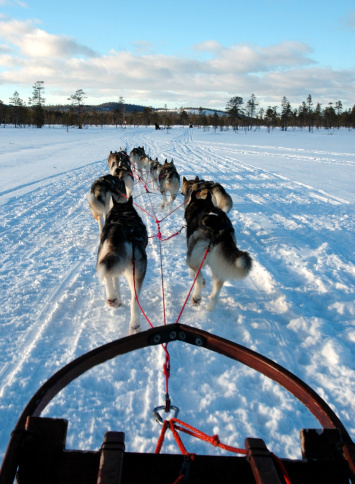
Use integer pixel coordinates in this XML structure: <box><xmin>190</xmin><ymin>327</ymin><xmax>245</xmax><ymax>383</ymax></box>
<box><xmin>0</xmin><ymin>125</ymin><xmax>354</xmax><ymax>463</ymax></box>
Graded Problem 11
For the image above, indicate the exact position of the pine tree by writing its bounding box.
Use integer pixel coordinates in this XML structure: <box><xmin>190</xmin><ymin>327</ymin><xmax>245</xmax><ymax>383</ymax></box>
<box><xmin>68</xmin><ymin>89</ymin><xmax>87</xmax><ymax>128</ymax></box>
<box><xmin>281</xmin><ymin>96</ymin><xmax>292</xmax><ymax>131</ymax></box>
<box><xmin>306</xmin><ymin>94</ymin><xmax>314</xmax><ymax>132</ymax></box>
<box><xmin>226</xmin><ymin>96</ymin><xmax>243</xmax><ymax>130</ymax></box>
<box><xmin>29</xmin><ymin>81</ymin><xmax>45</xmax><ymax>128</ymax></box>
<box><xmin>245</xmin><ymin>94</ymin><xmax>259</xmax><ymax>130</ymax></box>
<box><xmin>335</xmin><ymin>101</ymin><xmax>343</xmax><ymax>129</ymax></box>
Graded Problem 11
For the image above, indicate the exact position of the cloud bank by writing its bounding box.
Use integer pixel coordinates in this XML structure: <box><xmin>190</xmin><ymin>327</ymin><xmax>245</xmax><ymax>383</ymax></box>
<box><xmin>0</xmin><ymin>17</ymin><xmax>354</xmax><ymax>109</ymax></box>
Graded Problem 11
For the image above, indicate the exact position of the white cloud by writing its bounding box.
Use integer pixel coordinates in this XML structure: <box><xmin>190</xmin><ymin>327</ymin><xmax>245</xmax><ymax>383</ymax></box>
<box><xmin>0</xmin><ymin>17</ymin><xmax>354</xmax><ymax>109</ymax></box>
<box><xmin>0</xmin><ymin>18</ymin><xmax>97</xmax><ymax>58</ymax></box>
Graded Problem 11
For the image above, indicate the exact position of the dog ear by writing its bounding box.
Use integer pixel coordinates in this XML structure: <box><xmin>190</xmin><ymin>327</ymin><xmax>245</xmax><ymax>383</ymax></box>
<box><xmin>194</xmin><ymin>176</ymin><xmax>199</xmax><ymax>181</ymax></box>
<box><xmin>190</xmin><ymin>190</ymin><xmax>197</xmax><ymax>202</ymax></box>
<box><xmin>183</xmin><ymin>176</ymin><xmax>187</xmax><ymax>182</ymax></box>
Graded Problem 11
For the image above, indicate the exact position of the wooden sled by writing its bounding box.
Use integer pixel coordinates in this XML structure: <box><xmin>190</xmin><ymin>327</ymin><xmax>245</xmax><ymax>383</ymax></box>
<box><xmin>1</xmin><ymin>323</ymin><xmax>354</xmax><ymax>484</ymax></box>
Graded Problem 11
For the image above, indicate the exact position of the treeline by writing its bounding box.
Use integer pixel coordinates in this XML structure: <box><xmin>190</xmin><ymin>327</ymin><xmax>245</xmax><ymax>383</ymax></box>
<box><xmin>1</xmin><ymin>87</ymin><xmax>354</xmax><ymax>131</ymax></box>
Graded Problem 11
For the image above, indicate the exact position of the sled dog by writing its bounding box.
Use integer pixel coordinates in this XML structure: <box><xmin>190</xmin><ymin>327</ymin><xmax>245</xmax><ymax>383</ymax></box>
<box><xmin>185</xmin><ymin>191</ymin><xmax>252</xmax><ymax>311</ymax></box>
<box><xmin>181</xmin><ymin>176</ymin><xmax>233</xmax><ymax>213</ymax></box>
<box><xmin>107</xmin><ymin>151</ymin><xmax>134</xmax><ymax>198</ymax></box>
<box><xmin>96</xmin><ymin>196</ymin><xmax>148</xmax><ymax>335</ymax></box>
<box><xmin>149</xmin><ymin>157</ymin><xmax>162</xmax><ymax>189</ymax></box>
<box><xmin>108</xmin><ymin>150</ymin><xmax>131</xmax><ymax>173</ymax></box>
<box><xmin>88</xmin><ymin>175</ymin><xmax>126</xmax><ymax>234</ymax></box>
<box><xmin>159</xmin><ymin>159</ymin><xmax>180</xmax><ymax>210</ymax></box>
<box><xmin>111</xmin><ymin>165</ymin><xmax>134</xmax><ymax>198</ymax></box>
<box><xmin>130</xmin><ymin>146</ymin><xmax>149</xmax><ymax>178</ymax></box>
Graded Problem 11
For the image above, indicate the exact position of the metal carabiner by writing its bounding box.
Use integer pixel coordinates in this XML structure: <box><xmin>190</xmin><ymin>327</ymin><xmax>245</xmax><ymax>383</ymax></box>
<box><xmin>152</xmin><ymin>405</ymin><xmax>180</xmax><ymax>425</ymax></box>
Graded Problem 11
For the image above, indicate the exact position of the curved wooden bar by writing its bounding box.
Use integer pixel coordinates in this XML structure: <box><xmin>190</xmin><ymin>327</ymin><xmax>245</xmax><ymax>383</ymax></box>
<box><xmin>1</xmin><ymin>323</ymin><xmax>354</xmax><ymax>483</ymax></box>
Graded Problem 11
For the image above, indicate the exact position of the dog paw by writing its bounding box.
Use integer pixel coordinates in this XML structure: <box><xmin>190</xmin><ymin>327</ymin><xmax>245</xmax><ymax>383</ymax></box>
<box><xmin>206</xmin><ymin>300</ymin><xmax>216</xmax><ymax>311</ymax></box>
<box><xmin>192</xmin><ymin>297</ymin><xmax>201</xmax><ymax>306</ymax></box>
<box><xmin>107</xmin><ymin>298</ymin><xmax>120</xmax><ymax>308</ymax></box>
<box><xmin>129</xmin><ymin>324</ymin><xmax>141</xmax><ymax>335</ymax></box>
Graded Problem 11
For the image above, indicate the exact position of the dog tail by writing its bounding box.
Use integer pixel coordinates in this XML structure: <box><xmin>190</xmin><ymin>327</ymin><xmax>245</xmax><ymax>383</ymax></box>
<box><xmin>87</xmin><ymin>191</ymin><xmax>107</xmax><ymax>211</ymax></box>
<box><xmin>97</xmin><ymin>240</ymin><xmax>129</xmax><ymax>280</ymax></box>
<box><xmin>213</xmin><ymin>187</ymin><xmax>233</xmax><ymax>213</ymax></box>
<box><xmin>211</xmin><ymin>235</ymin><xmax>253</xmax><ymax>280</ymax></box>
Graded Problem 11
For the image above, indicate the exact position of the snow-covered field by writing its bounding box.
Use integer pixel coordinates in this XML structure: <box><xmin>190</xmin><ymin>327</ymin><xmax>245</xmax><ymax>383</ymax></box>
<box><xmin>0</xmin><ymin>125</ymin><xmax>354</xmax><ymax>463</ymax></box>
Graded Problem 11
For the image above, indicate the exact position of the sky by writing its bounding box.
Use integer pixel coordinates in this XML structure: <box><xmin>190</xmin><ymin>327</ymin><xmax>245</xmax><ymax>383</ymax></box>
<box><xmin>0</xmin><ymin>0</ymin><xmax>354</xmax><ymax>110</ymax></box>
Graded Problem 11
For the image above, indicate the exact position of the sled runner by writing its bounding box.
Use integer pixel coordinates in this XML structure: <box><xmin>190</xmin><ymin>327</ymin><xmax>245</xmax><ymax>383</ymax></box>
<box><xmin>1</xmin><ymin>323</ymin><xmax>354</xmax><ymax>484</ymax></box>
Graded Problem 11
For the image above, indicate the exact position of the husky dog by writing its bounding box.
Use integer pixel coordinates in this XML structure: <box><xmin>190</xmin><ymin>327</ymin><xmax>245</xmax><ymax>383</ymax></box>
<box><xmin>88</xmin><ymin>175</ymin><xmax>126</xmax><ymax>234</ymax></box>
<box><xmin>185</xmin><ymin>191</ymin><xmax>252</xmax><ymax>311</ymax></box>
<box><xmin>130</xmin><ymin>146</ymin><xmax>148</xmax><ymax>179</ymax></box>
<box><xmin>108</xmin><ymin>150</ymin><xmax>131</xmax><ymax>173</ymax></box>
<box><xmin>159</xmin><ymin>159</ymin><xmax>180</xmax><ymax>210</ymax></box>
<box><xmin>97</xmin><ymin>196</ymin><xmax>148</xmax><ymax>335</ymax></box>
<box><xmin>149</xmin><ymin>157</ymin><xmax>162</xmax><ymax>189</ymax></box>
<box><xmin>111</xmin><ymin>164</ymin><xmax>134</xmax><ymax>198</ymax></box>
<box><xmin>182</xmin><ymin>176</ymin><xmax>233</xmax><ymax>213</ymax></box>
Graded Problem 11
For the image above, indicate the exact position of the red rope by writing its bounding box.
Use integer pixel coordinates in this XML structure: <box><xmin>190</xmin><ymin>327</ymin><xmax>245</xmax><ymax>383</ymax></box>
<box><xmin>171</xmin><ymin>418</ymin><xmax>246</xmax><ymax>455</ymax></box>
<box><xmin>156</xmin><ymin>199</ymin><xmax>188</xmax><ymax>223</ymax></box>
<box><xmin>175</xmin><ymin>246</ymin><xmax>210</xmax><ymax>325</ymax></box>
<box><xmin>271</xmin><ymin>453</ymin><xmax>292</xmax><ymax>484</ymax></box>
<box><xmin>155</xmin><ymin>418</ymin><xmax>292</xmax><ymax>484</ymax></box>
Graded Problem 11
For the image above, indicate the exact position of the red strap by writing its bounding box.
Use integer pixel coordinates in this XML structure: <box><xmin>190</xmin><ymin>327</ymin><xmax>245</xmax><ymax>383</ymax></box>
<box><xmin>271</xmin><ymin>452</ymin><xmax>292</xmax><ymax>484</ymax></box>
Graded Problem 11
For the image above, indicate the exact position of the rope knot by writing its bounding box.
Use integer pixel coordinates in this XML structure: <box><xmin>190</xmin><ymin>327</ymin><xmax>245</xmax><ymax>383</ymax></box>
<box><xmin>211</xmin><ymin>434</ymin><xmax>220</xmax><ymax>447</ymax></box>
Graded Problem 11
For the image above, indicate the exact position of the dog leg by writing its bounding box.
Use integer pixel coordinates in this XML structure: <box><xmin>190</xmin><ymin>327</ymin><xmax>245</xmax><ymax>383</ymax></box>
<box><xmin>104</xmin><ymin>276</ymin><xmax>121</xmax><ymax>307</ymax></box>
<box><xmin>189</xmin><ymin>268</ymin><xmax>206</xmax><ymax>287</ymax></box>
<box><xmin>206</xmin><ymin>275</ymin><xmax>224</xmax><ymax>311</ymax></box>
<box><xmin>125</xmin><ymin>263</ymin><xmax>142</xmax><ymax>335</ymax></box>
<box><xmin>98</xmin><ymin>217</ymin><xmax>104</xmax><ymax>234</ymax></box>
<box><xmin>191</xmin><ymin>270</ymin><xmax>205</xmax><ymax>306</ymax></box>
<box><xmin>168</xmin><ymin>192</ymin><xmax>177</xmax><ymax>211</ymax></box>
<box><xmin>161</xmin><ymin>192</ymin><xmax>167</xmax><ymax>209</ymax></box>
<box><xmin>113</xmin><ymin>277</ymin><xmax>122</xmax><ymax>306</ymax></box>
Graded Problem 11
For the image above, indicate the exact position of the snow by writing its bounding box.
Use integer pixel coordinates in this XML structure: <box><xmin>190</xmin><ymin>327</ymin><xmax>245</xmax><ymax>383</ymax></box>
<box><xmin>0</xmin><ymin>125</ymin><xmax>354</xmax><ymax>463</ymax></box>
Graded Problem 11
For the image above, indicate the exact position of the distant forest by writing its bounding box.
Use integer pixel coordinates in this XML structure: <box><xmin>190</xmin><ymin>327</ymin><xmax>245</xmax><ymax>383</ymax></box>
<box><xmin>1</xmin><ymin>85</ymin><xmax>354</xmax><ymax>131</ymax></box>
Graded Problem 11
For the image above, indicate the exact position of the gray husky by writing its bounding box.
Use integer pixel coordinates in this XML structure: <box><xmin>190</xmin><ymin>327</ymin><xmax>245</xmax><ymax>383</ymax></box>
<box><xmin>96</xmin><ymin>196</ymin><xmax>148</xmax><ymax>335</ymax></box>
<box><xmin>181</xmin><ymin>176</ymin><xmax>233</xmax><ymax>213</ymax></box>
<box><xmin>87</xmin><ymin>175</ymin><xmax>126</xmax><ymax>234</ymax></box>
<box><xmin>159</xmin><ymin>159</ymin><xmax>180</xmax><ymax>210</ymax></box>
<box><xmin>130</xmin><ymin>146</ymin><xmax>149</xmax><ymax>179</ymax></box>
<box><xmin>149</xmin><ymin>157</ymin><xmax>162</xmax><ymax>189</ymax></box>
<box><xmin>185</xmin><ymin>191</ymin><xmax>252</xmax><ymax>311</ymax></box>
<box><xmin>108</xmin><ymin>150</ymin><xmax>130</xmax><ymax>172</ymax></box>
<box><xmin>108</xmin><ymin>151</ymin><xmax>134</xmax><ymax>196</ymax></box>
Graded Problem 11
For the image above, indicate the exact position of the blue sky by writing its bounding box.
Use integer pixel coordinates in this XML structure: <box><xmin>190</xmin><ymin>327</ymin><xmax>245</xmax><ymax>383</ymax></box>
<box><xmin>0</xmin><ymin>0</ymin><xmax>354</xmax><ymax>110</ymax></box>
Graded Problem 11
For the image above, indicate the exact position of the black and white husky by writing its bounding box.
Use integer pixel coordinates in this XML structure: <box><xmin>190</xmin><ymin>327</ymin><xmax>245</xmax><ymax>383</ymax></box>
<box><xmin>159</xmin><ymin>159</ymin><xmax>180</xmax><ymax>210</ymax></box>
<box><xmin>182</xmin><ymin>176</ymin><xmax>233</xmax><ymax>213</ymax></box>
<box><xmin>87</xmin><ymin>175</ymin><xmax>126</xmax><ymax>234</ymax></box>
<box><xmin>108</xmin><ymin>150</ymin><xmax>131</xmax><ymax>172</ymax></box>
<box><xmin>96</xmin><ymin>196</ymin><xmax>148</xmax><ymax>335</ymax></box>
<box><xmin>185</xmin><ymin>191</ymin><xmax>252</xmax><ymax>311</ymax></box>
<box><xmin>108</xmin><ymin>151</ymin><xmax>134</xmax><ymax>197</ymax></box>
